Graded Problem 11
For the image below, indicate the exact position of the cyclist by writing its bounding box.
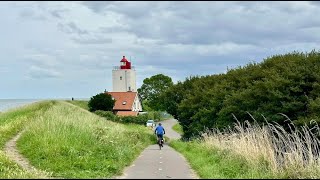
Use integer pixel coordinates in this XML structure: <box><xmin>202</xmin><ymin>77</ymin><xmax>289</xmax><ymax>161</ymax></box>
<box><xmin>154</xmin><ymin>122</ymin><xmax>165</xmax><ymax>147</ymax></box>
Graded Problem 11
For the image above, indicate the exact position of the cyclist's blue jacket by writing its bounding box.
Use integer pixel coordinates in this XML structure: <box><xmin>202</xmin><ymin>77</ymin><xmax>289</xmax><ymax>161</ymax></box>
<box><xmin>155</xmin><ymin>125</ymin><xmax>165</xmax><ymax>135</ymax></box>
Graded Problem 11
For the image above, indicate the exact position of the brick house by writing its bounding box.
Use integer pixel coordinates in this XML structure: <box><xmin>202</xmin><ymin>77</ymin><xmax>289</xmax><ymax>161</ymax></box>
<box><xmin>106</xmin><ymin>91</ymin><xmax>142</xmax><ymax>116</ymax></box>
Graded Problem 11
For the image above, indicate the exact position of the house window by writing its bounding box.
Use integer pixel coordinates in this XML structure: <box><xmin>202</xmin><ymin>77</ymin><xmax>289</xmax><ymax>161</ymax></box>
<box><xmin>120</xmin><ymin>76</ymin><xmax>122</xmax><ymax>80</ymax></box>
<box><xmin>128</xmin><ymin>86</ymin><xmax>131</xmax><ymax>91</ymax></box>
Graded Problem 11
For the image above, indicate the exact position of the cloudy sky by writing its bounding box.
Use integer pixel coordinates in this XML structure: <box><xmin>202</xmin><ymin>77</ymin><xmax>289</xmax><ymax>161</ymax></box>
<box><xmin>1</xmin><ymin>1</ymin><xmax>320</xmax><ymax>99</ymax></box>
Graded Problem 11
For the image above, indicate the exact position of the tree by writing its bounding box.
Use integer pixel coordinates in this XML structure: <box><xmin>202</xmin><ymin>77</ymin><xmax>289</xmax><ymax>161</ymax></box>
<box><xmin>88</xmin><ymin>93</ymin><xmax>115</xmax><ymax>112</ymax></box>
<box><xmin>159</xmin><ymin>76</ymin><xmax>200</xmax><ymax>119</ymax></box>
<box><xmin>138</xmin><ymin>74</ymin><xmax>173</xmax><ymax>111</ymax></box>
<box><xmin>173</xmin><ymin>50</ymin><xmax>320</xmax><ymax>139</ymax></box>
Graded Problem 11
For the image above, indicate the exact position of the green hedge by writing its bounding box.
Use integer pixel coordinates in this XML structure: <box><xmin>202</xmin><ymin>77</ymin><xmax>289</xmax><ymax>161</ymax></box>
<box><xmin>94</xmin><ymin>110</ymin><xmax>169</xmax><ymax>125</ymax></box>
<box><xmin>94</xmin><ymin>110</ymin><xmax>120</xmax><ymax>121</ymax></box>
<box><xmin>161</xmin><ymin>50</ymin><xmax>320</xmax><ymax>139</ymax></box>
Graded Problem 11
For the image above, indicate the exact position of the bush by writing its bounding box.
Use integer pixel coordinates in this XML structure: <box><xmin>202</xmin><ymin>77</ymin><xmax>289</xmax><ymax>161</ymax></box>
<box><xmin>121</xmin><ymin>116</ymin><xmax>139</xmax><ymax>124</ymax></box>
<box><xmin>95</xmin><ymin>110</ymin><xmax>170</xmax><ymax>125</ymax></box>
<box><xmin>94</xmin><ymin>110</ymin><xmax>120</xmax><ymax>121</ymax></box>
<box><xmin>94</xmin><ymin>110</ymin><xmax>150</xmax><ymax>125</ymax></box>
<box><xmin>162</xmin><ymin>50</ymin><xmax>320</xmax><ymax>139</ymax></box>
<box><xmin>144</xmin><ymin>111</ymin><xmax>162</xmax><ymax>121</ymax></box>
<box><xmin>88</xmin><ymin>93</ymin><xmax>115</xmax><ymax>112</ymax></box>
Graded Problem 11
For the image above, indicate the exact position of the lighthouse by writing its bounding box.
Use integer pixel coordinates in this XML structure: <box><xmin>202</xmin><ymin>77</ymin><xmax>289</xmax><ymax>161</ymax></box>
<box><xmin>112</xmin><ymin>56</ymin><xmax>137</xmax><ymax>92</ymax></box>
<box><xmin>106</xmin><ymin>56</ymin><xmax>142</xmax><ymax>116</ymax></box>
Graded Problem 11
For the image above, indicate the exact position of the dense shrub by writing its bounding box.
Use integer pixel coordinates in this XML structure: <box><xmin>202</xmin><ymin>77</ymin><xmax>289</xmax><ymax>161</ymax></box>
<box><xmin>94</xmin><ymin>110</ymin><xmax>168</xmax><ymax>125</ymax></box>
<box><xmin>121</xmin><ymin>115</ymin><xmax>148</xmax><ymax>125</ymax></box>
<box><xmin>138</xmin><ymin>74</ymin><xmax>173</xmax><ymax>110</ymax></box>
<box><xmin>95</xmin><ymin>110</ymin><xmax>170</xmax><ymax>125</ymax></box>
<box><xmin>146</xmin><ymin>111</ymin><xmax>161</xmax><ymax>121</ymax></box>
<box><xmin>161</xmin><ymin>50</ymin><xmax>320</xmax><ymax>139</ymax></box>
<box><xmin>88</xmin><ymin>93</ymin><xmax>115</xmax><ymax>112</ymax></box>
<box><xmin>94</xmin><ymin>110</ymin><xmax>120</xmax><ymax>121</ymax></box>
<box><xmin>94</xmin><ymin>111</ymin><xmax>149</xmax><ymax>125</ymax></box>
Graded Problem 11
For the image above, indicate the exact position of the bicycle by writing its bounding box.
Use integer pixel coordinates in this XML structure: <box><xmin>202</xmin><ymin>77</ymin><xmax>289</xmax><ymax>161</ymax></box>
<box><xmin>156</xmin><ymin>134</ymin><xmax>164</xmax><ymax>150</ymax></box>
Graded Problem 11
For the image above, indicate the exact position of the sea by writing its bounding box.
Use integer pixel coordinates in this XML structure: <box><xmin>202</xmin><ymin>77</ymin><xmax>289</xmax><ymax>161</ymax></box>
<box><xmin>0</xmin><ymin>98</ymin><xmax>90</xmax><ymax>112</ymax></box>
<box><xmin>0</xmin><ymin>99</ymin><xmax>41</xmax><ymax>112</ymax></box>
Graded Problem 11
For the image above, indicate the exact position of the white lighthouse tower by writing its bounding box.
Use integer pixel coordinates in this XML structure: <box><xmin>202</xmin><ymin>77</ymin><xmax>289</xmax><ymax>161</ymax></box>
<box><xmin>106</xmin><ymin>56</ymin><xmax>143</xmax><ymax>116</ymax></box>
<box><xmin>112</xmin><ymin>56</ymin><xmax>137</xmax><ymax>92</ymax></box>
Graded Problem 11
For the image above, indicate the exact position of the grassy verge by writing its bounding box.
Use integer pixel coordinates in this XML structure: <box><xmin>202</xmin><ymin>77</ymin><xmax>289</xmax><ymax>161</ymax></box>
<box><xmin>0</xmin><ymin>101</ymin><xmax>54</xmax><ymax>178</ymax></box>
<box><xmin>170</xmin><ymin>139</ymin><xmax>276</xmax><ymax>179</ymax></box>
<box><xmin>171</xmin><ymin>118</ymin><xmax>320</xmax><ymax>178</ymax></box>
<box><xmin>17</xmin><ymin>101</ymin><xmax>156</xmax><ymax>178</ymax></box>
<box><xmin>65</xmin><ymin>100</ymin><xmax>89</xmax><ymax>110</ymax></box>
<box><xmin>203</xmin><ymin>119</ymin><xmax>320</xmax><ymax>178</ymax></box>
<box><xmin>172</xmin><ymin>122</ymin><xmax>183</xmax><ymax>135</ymax></box>
<box><xmin>0</xmin><ymin>151</ymin><xmax>34</xmax><ymax>179</ymax></box>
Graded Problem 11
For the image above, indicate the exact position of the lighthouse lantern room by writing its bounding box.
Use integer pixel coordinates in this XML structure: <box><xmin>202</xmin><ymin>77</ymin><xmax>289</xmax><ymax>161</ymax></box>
<box><xmin>112</xmin><ymin>56</ymin><xmax>136</xmax><ymax>92</ymax></box>
<box><xmin>120</xmin><ymin>56</ymin><xmax>131</xmax><ymax>69</ymax></box>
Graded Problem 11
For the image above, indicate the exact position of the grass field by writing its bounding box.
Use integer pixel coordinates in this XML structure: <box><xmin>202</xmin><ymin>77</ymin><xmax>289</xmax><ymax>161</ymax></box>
<box><xmin>2</xmin><ymin>100</ymin><xmax>320</xmax><ymax>178</ymax></box>
<box><xmin>0</xmin><ymin>100</ymin><xmax>155</xmax><ymax>178</ymax></box>
<box><xmin>172</xmin><ymin>122</ymin><xmax>183</xmax><ymax>135</ymax></box>
<box><xmin>0</xmin><ymin>101</ymin><xmax>54</xmax><ymax>178</ymax></box>
<box><xmin>170</xmin><ymin>119</ymin><xmax>320</xmax><ymax>178</ymax></box>
<box><xmin>65</xmin><ymin>100</ymin><xmax>89</xmax><ymax>110</ymax></box>
<box><xmin>17</xmin><ymin>101</ymin><xmax>156</xmax><ymax>178</ymax></box>
<box><xmin>170</xmin><ymin>139</ymin><xmax>275</xmax><ymax>178</ymax></box>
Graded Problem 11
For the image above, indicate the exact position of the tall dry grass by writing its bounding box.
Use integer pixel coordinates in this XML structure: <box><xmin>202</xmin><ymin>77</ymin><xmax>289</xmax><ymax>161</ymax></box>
<box><xmin>201</xmin><ymin>113</ymin><xmax>320</xmax><ymax>178</ymax></box>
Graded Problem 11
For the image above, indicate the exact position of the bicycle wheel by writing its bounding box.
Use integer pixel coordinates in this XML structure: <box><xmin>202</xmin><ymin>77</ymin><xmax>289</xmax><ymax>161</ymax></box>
<box><xmin>158</xmin><ymin>139</ymin><xmax>162</xmax><ymax>150</ymax></box>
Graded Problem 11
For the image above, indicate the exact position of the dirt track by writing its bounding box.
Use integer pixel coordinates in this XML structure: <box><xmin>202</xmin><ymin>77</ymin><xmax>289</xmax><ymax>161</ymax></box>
<box><xmin>4</xmin><ymin>131</ymin><xmax>53</xmax><ymax>178</ymax></box>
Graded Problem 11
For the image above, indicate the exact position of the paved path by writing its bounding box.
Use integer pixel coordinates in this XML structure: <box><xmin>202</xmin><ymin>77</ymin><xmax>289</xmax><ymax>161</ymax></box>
<box><xmin>114</xmin><ymin>119</ymin><xmax>198</xmax><ymax>179</ymax></box>
<box><xmin>160</xmin><ymin>119</ymin><xmax>182</xmax><ymax>140</ymax></box>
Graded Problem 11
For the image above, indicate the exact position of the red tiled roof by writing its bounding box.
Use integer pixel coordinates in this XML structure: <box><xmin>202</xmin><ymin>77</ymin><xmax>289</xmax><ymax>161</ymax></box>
<box><xmin>116</xmin><ymin>111</ymin><xmax>138</xmax><ymax>116</ymax></box>
<box><xmin>106</xmin><ymin>92</ymin><xmax>137</xmax><ymax>110</ymax></box>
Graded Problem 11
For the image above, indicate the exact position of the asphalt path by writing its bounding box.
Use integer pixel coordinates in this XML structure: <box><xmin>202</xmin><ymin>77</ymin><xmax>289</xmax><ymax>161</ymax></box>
<box><xmin>114</xmin><ymin>119</ymin><xmax>199</xmax><ymax>179</ymax></box>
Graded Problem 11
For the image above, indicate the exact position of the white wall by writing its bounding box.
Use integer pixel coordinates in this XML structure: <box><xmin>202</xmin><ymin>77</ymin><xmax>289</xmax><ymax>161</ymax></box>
<box><xmin>112</xmin><ymin>69</ymin><xmax>136</xmax><ymax>92</ymax></box>
<box><xmin>132</xmin><ymin>94</ymin><xmax>143</xmax><ymax>111</ymax></box>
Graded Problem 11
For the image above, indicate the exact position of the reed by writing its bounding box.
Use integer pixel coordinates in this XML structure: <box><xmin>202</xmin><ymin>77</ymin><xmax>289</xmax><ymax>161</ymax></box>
<box><xmin>201</xmin><ymin>113</ymin><xmax>320</xmax><ymax>178</ymax></box>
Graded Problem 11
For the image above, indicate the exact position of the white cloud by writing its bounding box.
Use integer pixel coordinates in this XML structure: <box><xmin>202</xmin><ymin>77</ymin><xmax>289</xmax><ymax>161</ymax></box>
<box><xmin>2</xmin><ymin>1</ymin><xmax>320</xmax><ymax>98</ymax></box>
<box><xmin>27</xmin><ymin>66</ymin><xmax>61</xmax><ymax>79</ymax></box>
<box><xmin>71</xmin><ymin>36</ymin><xmax>112</xmax><ymax>44</ymax></box>
<box><xmin>24</xmin><ymin>54</ymin><xmax>60</xmax><ymax>68</ymax></box>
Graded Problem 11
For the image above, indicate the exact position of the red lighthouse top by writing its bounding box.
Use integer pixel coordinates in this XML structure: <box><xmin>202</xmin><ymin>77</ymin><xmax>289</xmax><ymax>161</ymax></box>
<box><xmin>120</xmin><ymin>56</ymin><xmax>131</xmax><ymax>69</ymax></box>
